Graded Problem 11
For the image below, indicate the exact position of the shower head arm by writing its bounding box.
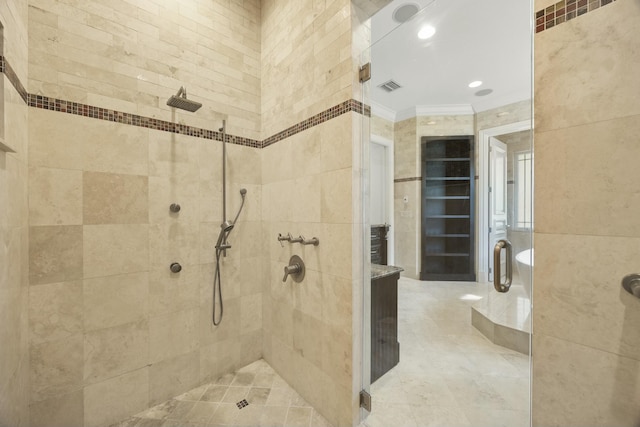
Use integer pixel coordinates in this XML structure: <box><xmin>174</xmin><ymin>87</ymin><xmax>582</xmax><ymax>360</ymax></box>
<box><xmin>176</xmin><ymin>86</ymin><xmax>186</xmax><ymax>98</ymax></box>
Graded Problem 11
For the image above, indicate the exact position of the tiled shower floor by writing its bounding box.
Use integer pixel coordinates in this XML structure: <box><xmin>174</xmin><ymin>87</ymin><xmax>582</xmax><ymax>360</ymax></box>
<box><xmin>111</xmin><ymin>360</ymin><xmax>333</xmax><ymax>427</ymax></box>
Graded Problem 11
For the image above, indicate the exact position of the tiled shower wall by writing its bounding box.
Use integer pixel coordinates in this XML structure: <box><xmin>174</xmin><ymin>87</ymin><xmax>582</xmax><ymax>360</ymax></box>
<box><xmin>261</xmin><ymin>0</ymin><xmax>354</xmax><ymax>139</ymax></box>
<box><xmin>260</xmin><ymin>0</ymin><xmax>359</xmax><ymax>426</ymax></box>
<box><xmin>0</xmin><ymin>0</ymin><xmax>29</xmax><ymax>425</ymax></box>
<box><xmin>27</xmin><ymin>109</ymin><xmax>262</xmax><ymax>427</ymax></box>
<box><xmin>26</xmin><ymin>1</ymin><xmax>263</xmax><ymax>426</ymax></box>
<box><xmin>533</xmin><ymin>0</ymin><xmax>640</xmax><ymax>424</ymax></box>
<box><xmin>27</xmin><ymin>0</ymin><xmax>261</xmax><ymax>140</ymax></box>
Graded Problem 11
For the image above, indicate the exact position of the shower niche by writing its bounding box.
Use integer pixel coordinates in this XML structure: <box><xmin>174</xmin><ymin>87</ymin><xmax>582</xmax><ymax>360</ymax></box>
<box><xmin>420</xmin><ymin>136</ymin><xmax>475</xmax><ymax>281</ymax></box>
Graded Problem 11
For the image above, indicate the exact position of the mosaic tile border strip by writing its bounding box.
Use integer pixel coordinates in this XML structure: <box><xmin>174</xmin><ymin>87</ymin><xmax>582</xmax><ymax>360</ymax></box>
<box><xmin>535</xmin><ymin>0</ymin><xmax>616</xmax><ymax>33</ymax></box>
<box><xmin>394</xmin><ymin>177</ymin><xmax>421</xmax><ymax>183</ymax></box>
<box><xmin>27</xmin><ymin>93</ymin><xmax>262</xmax><ymax>147</ymax></box>
<box><xmin>1</xmin><ymin>55</ymin><xmax>369</xmax><ymax>149</ymax></box>
<box><xmin>262</xmin><ymin>99</ymin><xmax>370</xmax><ymax>148</ymax></box>
<box><xmin>0</xmin><ymin>55</ymin><xmax>29</xmax><ymax>104</ymax></box>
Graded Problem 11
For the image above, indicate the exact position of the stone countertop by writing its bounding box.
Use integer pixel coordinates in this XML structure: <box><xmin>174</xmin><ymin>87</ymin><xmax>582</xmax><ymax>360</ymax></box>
<box><xmin>371</xmin><ymin>264</ymin><xmax>404</xmax><ymax>280</ymax></box>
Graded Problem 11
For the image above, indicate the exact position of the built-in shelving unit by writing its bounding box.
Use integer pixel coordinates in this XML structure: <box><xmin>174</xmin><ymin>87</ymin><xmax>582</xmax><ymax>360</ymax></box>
<box><xmin>420</xmin><ymin>136</ymin><xmax>475</xmax><ymax>281</ymax></box>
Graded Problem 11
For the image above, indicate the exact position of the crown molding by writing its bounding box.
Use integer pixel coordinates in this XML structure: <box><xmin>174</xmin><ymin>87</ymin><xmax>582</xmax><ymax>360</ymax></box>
<box><xmin>370</xmin><ymin>101</ymin><xmax>397</xmax><ymax>122</ymax></box>
<box><xmin>394</xmin><ymin>104</ymin><xmax>474</xmax><ymax>122</ymax></box>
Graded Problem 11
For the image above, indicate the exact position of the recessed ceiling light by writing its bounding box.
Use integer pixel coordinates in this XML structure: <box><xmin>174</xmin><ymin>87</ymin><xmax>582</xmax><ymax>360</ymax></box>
<box><xmin>418</xmin><ymin>25</ymin><xmax>436</xmax><ymax>40</ymax></box>
<box><xmin>468</xmin><ymin>80</ymin><xmax>483</xmax><ymax>88</ymax></box>
<box><xmin>393</xmin><ymin>3</ymin><xmax>420</xmax><ymax>23</ymax></box>
<box><xmin>475</xmin><ymin>89</ymin><xmax>494</xmax><ymax>97</ymax></box>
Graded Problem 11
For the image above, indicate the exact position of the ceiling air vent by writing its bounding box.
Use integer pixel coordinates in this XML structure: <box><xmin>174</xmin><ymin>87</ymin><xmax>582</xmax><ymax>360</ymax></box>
<box><xmin>378</xmin><ymin>80</ymin><xmax>402</xmax><ymax>92</ymax></box>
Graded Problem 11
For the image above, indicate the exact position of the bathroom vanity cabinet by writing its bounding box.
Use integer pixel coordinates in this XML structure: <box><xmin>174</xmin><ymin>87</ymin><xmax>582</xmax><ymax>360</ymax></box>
<box><xmin>371</xmin><ymin>264</ymin><xmax>403</xmax><ymax>383</ymax></box>
<box><xmin>420</xmin><ymin>136</ymin><xmax>476</xmax><ymax>281</ymax></box>
<box><xmin>370</xmin><ymin>224</ymin><xmax>389</xmax><ymax>265</ymax></box>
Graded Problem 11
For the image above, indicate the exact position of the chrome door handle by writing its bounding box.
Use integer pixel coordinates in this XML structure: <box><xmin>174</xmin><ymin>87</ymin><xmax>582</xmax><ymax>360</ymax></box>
<box><xmin>494</xmin><ymin>239</ymin><xmax>513</xmax><ymax>293</ymax></box>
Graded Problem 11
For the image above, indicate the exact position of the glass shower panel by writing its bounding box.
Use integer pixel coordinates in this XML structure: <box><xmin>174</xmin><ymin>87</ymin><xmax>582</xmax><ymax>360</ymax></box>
<box><xmin>360</xmin><ymin>0</ymin><xmax>534</xmax><ymax>425</ymax></box>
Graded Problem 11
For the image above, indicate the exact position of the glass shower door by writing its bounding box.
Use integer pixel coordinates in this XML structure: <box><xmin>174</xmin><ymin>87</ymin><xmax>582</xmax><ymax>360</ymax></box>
<box><xmin>360</xmin><ymin>1</ymin><xmax>534</xmax><ymax>425</ymax></box>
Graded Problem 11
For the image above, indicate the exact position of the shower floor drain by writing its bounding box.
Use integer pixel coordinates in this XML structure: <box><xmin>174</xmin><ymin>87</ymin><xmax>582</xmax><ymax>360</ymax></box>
<box><xmin>236</xmin><ymin>399</ymin><xmax>249</xmax><ymax>409</ymax></box>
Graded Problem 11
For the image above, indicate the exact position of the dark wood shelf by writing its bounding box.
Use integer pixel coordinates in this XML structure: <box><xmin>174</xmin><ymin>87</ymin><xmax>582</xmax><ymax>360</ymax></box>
<box><xmin>425</xmin><ymin>253</ymin><xmax>470</xmax><ymax>257</ymax></box>
<box><xmin>426</xmin><ymin>234</ymin><xmax>470</xmax><ymax>238</ymax></box>
<box><xmin>426</xmin><ymin>158</ymin><xmax>471</xmax><ymax>162</ymax></box>
<box><xmin>426</xmin><ymin>215</ymin><xmax>470</xmax><ymax>219</ymax></box>
<box><xmin>424</xmin><ymin>177</ymin><xmax>471</xmax><ymax>181</ymax></box>
<box><xmin>421</xmin><ymin>135</ymin><xmax>476</xmax><ymax>282</ymax></box>
<box><xmin>425</xmin><ymin>196</ymin><xmax>470</xmax><ymax>200</ymax></box>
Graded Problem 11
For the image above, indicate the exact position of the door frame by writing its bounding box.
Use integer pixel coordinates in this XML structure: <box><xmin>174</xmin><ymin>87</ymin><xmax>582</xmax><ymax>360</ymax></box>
<box><xmin>370</xmin><ymin>134</ymin><xmax>395</xmax><ymax>265</ymax></box>
<box><xmin>477</xmin><ymin>119</ymin><xmax>531</xmax><ymax>283</ymax></box>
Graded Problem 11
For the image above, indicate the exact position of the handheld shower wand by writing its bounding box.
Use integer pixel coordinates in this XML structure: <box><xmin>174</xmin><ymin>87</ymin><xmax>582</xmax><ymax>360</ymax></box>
<box><xmin>212</xmin><ymin>188</ymin><xmax>247</xmax><ymax>326</ymax></box>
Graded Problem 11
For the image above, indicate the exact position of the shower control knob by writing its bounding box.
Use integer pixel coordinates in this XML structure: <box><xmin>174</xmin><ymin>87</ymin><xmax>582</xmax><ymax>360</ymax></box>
<box><xmin>282</xmin><ymin>255</ymin><xmax>305</xmax><ymax>283</ymax></box>
<box><xmin>170</xmin><ymin>262</ymin><xmax>182</xmax><ymax>273</ymax></box>
<box><xmin>170</xmin><ymin>203</ymin><xmax>181</xmax><ymax>213</ymax></box>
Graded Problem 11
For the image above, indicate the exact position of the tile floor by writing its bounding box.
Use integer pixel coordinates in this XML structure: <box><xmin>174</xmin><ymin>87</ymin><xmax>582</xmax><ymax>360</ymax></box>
<box><xmin>112</xmin><ymin>277</ymin><xmax>529</xmax><ymax>427</ymax></box>
<box><xmin>111</xmin><ymin>359</ymin><xmax>333</xmax><ymax>427</ymax></box>
<box><xmin>361</xmin><ymin>277</ymin><xmax>530</xmax><ymax>427</ymax></box>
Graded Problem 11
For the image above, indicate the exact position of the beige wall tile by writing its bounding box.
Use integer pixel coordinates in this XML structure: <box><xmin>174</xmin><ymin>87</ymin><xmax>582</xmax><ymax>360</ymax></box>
<box><xmin>148</xmin><ymin>131</ymin><xmax>201</xmax><ymax>178</ymax></box>
<box><xmin>0</xmin><ymin>226</ymin><xmax>23</xmax><ymax>290</ymax></box>
<box><xmin>533</xmin><ymin>334</ymin><xmax>640</xmax><ymax>426</ymax></box>
<box><xmin>0</xmin><ymin>2</ymin><xmax>29</xmax><ymax>424</ymax></box>
<box><xmin>371</xmin><ymin>115</ymin><xmax>394</xmax><ymax>141</ymax></box>
<box><xmin>83</xmin><ymin>224</ymin><xmax>149</xmax><ymax>278</ymax></box>
<box><xmin>199</xmin><ymin>295</ymin><xmax>241</xmax><ymax>347</ymax></box>
<box><xmin>83</xmin><ymin>272</ymin><xmax>149</xmax><ymax>332</ymax></box>
<box><xmin>29</xmin><ymin>110</ymin><xmax>149</xmax><ymax>175</ymax></box>
<box><xmin>226</xmin><ymin>143</ymin><xmax>262</xmax><ymax>185</ymax></box>
<box><xmin>321</xmin><ymin>168</ymin><xmax>353</xmax><ymax>224</ymax></box>
<box><xmin>29</xmin><ymin>280</ymin><xmax>83</xmax><ymax>344</ymax></box>
<box><xmin>321</xmin><ymin>272</ymin><xmax>352</xmax><ymax>329</ymax></box>
<box><xmin>149</xmin><ymin>308</ymin><xmax>199</xmax><ymax>364</ymax></box>
<box><xmin>150</xmin><ymin>175</ymin><xmax>200</xmax><ymax>225</ymax></box>
<box><xmin>321</xmin><ymin>114</ymin><xmax>353</xmax><ymax>173</ymax></box>
<box><xmin>535</xmin><ymin>115</ymin><xmax>640</xmax><ymax>237</ymax></box>
<box><xmin>28</xmin><ymin>110</ymin><xmax>84</xmax><ymax>171</ymax></box>
<box><xmin>199</xmin><ymin>338</ymin><xmax>242</xmax><ymax>384</ymax></box>
<box><xmin>149</xmin><ymin>222</ymin><xmax>200</xmax><ymax>270</ymax></box>
<box><xmin>240</xmin><ymin>293</ymin><xmax>262</xmax><ymax>334</ymax></box>
<box><xmin>29</xmin><ymin>167</ymin><xmax>83</xmax><ymax>226</ymax></box>
<box><xmin>149</xmin><ymin>267</ymin><xmax>199</xmax><ymax>316</ymax></box>
<box><xmin>30</xmin><ymin>334</ymin><xmax>84</xmax><ymax>402</ymax></box>
<box><xmin>29</xmin><ymin>225</ymin><xmax>83</xmax><ymax>285</ymax></box>
<box><xmin>292</xmin><ymin>310</ymin><xmax>323</xmax><ymax>369</ymax></box>
<box><xmin>239</xmin><ymin>329</ymin><xmax>262</xmax><ymax>368</ymax></box>
<box><xmin>476</xmin><ymin>100</ymin><xmax>532</xmax><ymax>131</ymax></box>
<box><xmin>83</xmin><ymin>171</ymin><xmax>148</xmax><ymax>225</ymax></box>
<box><xmin>534</xmin><ymin>233</ymin><xmax>640</xmax><ymax>361</ymax></box>
<box><xmin>83</xmin><ymin>367</ymin><xmax>149</xmax><ymax>427</ymax></box>
<box><xmin>393</xmin><ymin>118</ymin><xmax>417</xmax><ymax>179</ymax></box>
<box><xmin>29</xmin><ymin>390</ymin><xmax>84</xmax><ymax>427</ymax></box>
<box><xmin>84</xmin><ymin>320</ymin><xmax>149</xmax><ymax>385</ymax></box>
<box><xmin>535</xmin><ymin>0</ymin><xmax>640</xmax><ymax>133</ymax></box>
<box><xmin>149</xmin><ymin>350</ymin><xmax>200</xmax><ymax>405</ymax></box>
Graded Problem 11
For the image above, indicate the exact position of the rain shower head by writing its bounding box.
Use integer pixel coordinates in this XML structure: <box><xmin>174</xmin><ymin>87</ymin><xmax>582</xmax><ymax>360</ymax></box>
<box><xmin>167</xmin><ymin>86</ymin><xmax>202</xmax><ymax>112</ymax></box>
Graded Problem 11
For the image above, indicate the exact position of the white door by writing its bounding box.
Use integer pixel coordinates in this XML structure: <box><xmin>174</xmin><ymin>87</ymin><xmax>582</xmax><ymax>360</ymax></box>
<box><xmin>370</xmin><ymin>142</ymin><xmax>387</xmax><ymax>225</ymax></box>
<box><xmin>488</xmin><ymin>137</ymin><xmax>508</xmax><ymax>281</ymax></box>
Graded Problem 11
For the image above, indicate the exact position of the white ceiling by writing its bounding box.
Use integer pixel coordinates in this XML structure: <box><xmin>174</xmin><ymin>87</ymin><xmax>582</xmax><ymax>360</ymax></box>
<box><xmin>369</xmin><ymin>0</ymin><xmax>532</xmax><ymax>119</ymax></box>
